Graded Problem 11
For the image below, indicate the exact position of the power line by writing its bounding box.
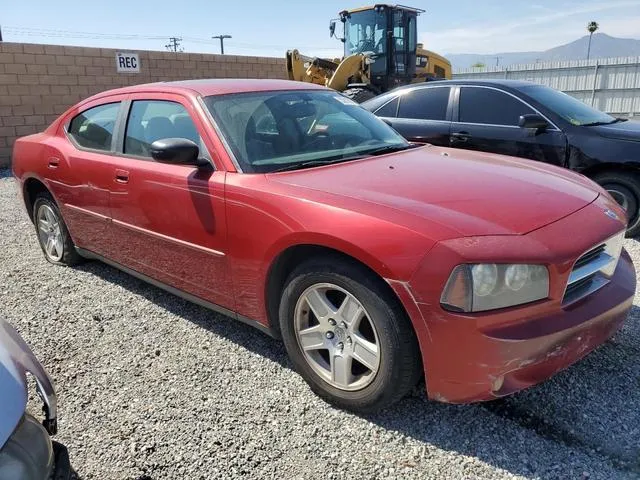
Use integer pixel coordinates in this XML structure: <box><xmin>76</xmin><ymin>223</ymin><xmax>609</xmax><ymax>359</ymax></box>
<box><xmin>3</xmin><ymin>26</ymin><xmax>338</xmax><ymax>53</ymax></box>
<box><xmin>212</xmin><ymin>34</ymin><xmax>231</xmax><ymax>55</ymax></box>
<box><xmin>165</xmin><ymin>37</ymin><xmax>183</xmax><ymax>52</ymax></box>
<box><xmin>4</xmin><ymin>26</ymin><xmax>167</xmax><ymax>40</ymax></box>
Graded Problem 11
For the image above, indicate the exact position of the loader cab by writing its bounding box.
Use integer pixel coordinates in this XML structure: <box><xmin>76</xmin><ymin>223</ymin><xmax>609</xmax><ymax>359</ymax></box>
<box><xmin>336</xmin><ymin>4</ymin><xmax>422</xmax><ymax>93</ymax></box>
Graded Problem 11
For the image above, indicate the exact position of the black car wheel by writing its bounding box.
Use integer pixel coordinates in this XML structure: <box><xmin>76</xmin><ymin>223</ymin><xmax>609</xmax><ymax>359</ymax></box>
<box><xmin>279</xmin><ymin>256</ymin><xmax>422</xmax><ymax>412</ymax></box>
<box><xmin>593</xmin><ymin>171</ymin><xmax>640</xmax><ymax>237</ymax></box>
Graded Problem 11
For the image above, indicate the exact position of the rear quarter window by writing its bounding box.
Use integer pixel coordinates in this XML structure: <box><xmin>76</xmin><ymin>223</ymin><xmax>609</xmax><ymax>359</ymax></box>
<box><xmin>374</xmin><ymin>97</ymin><xmax>399</xmax><ymax>117</ymax></box>
<box><xmin>361</xmin><ymin>94</ymin><xmax>396</xmax><ymax>114</ymax></box>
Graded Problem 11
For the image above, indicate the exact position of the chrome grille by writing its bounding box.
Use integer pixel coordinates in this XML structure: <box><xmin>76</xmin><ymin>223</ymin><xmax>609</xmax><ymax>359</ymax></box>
<box><xmin>563</xmin><ymin>232</ymin><xmax>625</xmax><ymax>305</ymax></box>
<box><xmin>572</xmin><ymin>244</ymin><xmax>605</xmax><ymax>271</ymax></box>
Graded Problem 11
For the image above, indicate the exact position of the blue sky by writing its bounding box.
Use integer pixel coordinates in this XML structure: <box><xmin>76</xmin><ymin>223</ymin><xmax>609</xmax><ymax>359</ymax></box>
<box><xmin>3</xmin><ymin>0</ymin><xmax>640</xmax><ymax>57</ymax></box>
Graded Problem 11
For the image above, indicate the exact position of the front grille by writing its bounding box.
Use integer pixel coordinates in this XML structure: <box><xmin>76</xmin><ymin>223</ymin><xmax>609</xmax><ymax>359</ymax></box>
<box><xmin>564</xmin><ymin>275</ymin><xmax>594</xmax><ymax>299</ymax></box>
<box><xmin>572</xmin><ymin>244</ymin><xmax>605</xmax><ymax>270</ymax></box>
<box><xmin>563</xmin><ymin>232</ymin><xmax>624</xmax><ymax>305</ymax></box>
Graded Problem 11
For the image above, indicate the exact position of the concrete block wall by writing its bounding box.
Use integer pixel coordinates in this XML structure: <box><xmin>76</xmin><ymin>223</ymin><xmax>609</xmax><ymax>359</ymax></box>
<box><xmin>0</xmin><ymin>42</ymin><xmax>288</xmax><ymax>167</ymax></box>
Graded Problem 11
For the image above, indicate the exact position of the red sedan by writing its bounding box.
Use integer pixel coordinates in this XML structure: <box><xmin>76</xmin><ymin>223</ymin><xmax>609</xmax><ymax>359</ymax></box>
<box><xmin>11</xmin><ymin>79</ymin><xmax>636</xmax><ymax>412</ymax></box>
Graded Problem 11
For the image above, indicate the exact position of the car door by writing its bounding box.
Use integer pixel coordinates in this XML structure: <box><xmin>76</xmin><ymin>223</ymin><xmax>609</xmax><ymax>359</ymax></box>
<box><xmin>49</xmin><ymin>97</ymin><xmax>125</xmax><ymax>257</ymax></box>
<box><xmin>106</xmin><ymin>93</ymin><xmax>234</xmax><ymax>310</ymax></box>
<box><xmin>451</xmin><ymin>86</ymin><xmax>567</xmax><ymax>166</ymax></box>
<box><xmin>382</xmin><ymin>86</ymin><xmax>453</xmax><ymax>146</ymax></box>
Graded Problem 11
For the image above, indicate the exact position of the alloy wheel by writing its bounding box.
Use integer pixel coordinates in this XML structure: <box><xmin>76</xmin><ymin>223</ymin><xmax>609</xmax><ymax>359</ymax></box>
<box><xmin>606</xmin><ymin>187</ymin><xmax>630</xmax><ymax>213</ymax></box>
<box><xmin>294</xmin><ymin>283</ymin><xmax>381</xmax><ymax>391</ymax></box>
<box><xmin>37</xmin><ymin>204</ymin><xmax>64</xmax><ymax>262</ymax></box>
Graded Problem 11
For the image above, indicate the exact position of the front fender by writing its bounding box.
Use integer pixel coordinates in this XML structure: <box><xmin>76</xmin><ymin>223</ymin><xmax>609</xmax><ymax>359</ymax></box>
<box><xmin>567</xmin><ymin>133</ymin><xmax>640</xmax><ymax>173</ymax></box>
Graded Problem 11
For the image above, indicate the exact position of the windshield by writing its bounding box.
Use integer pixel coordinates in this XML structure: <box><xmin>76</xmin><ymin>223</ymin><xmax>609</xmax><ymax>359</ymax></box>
<box><xmin>520</xmin><ymin>85</ymin><xmax>616</xmax><ymax>126</ymax></box>
<box><xmin>203</xmin><ymin>90</ymin><xmax>409</xmax><ymax>173</ymax></box>
<box><xmin>345</xmin><ymin>10</ymin><xmax>387</xmax><ymax>56</ymax></box>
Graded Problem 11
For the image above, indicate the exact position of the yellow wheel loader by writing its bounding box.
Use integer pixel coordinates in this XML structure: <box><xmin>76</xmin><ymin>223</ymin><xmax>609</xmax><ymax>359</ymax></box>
<box><xmin>286</xmin><ymin>4</ymin><xmax>452</xmax><ymax>103</ymax></box>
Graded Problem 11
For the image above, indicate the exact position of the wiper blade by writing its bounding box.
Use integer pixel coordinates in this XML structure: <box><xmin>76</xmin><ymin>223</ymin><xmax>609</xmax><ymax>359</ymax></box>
<box><xmin>362</xmin><ymin>144</ymin><xmax>417</xmax><ymax>156</ymax></box>
<box><xmin>582</xmin><ymin>118</ymin><xmax>626</xmax><ymax>127</ymax></box>
<box><xmin>270</xmin><ymin>144</ymin><xmax>415</xmax><ymax>173</ymax></box>
<box><xmin>271</xmin><ymin>156</ymin><xmax>363</xmax><ymax>173</ymax></box>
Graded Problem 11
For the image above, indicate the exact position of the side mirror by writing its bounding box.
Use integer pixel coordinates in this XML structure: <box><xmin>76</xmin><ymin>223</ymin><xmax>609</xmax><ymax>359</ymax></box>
<box><xmin>329</xmin><ymin>20</ymin><xmax>336</xmax><ymax>38</ymax></box>
<box><xmin>519</xmin><ymin>114</ymin><xmax>549</xmax><ymax>130</ymax></box>
<box><xmin>150</xmin><ymin>138</ymin><xmax>205</xmax><ymax>166</ymax></box>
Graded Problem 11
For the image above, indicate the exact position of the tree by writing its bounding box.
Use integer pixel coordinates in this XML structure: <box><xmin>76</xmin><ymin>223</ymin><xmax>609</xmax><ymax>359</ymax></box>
<box><xmin>471</xmin><ymin>62</ymin><xmax>486</xmax><ymax>69</ymax></box>
<box><xmin>587</xmin><ymin>21</ymin><xmax>599</xmax><ymax>60</ymax></box>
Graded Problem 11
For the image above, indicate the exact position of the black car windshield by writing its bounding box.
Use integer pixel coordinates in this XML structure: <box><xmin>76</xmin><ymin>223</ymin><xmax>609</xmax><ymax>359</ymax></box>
<box><xmin>203</xmin><ymin>90</ymin><xmax>409</xmax><ymax>173</ymax></box>
<box><xmin>519</xmin><ymin>84</ymin><xmax>616</xmax><ymax>126</ymax></box>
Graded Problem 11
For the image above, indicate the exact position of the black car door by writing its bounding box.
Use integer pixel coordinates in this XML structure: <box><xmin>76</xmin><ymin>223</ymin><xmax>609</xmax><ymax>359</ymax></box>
<box><xmin>451</xmin><ymin>86</ymin><xmax>567</xmax><ymax>166</ymax></box>
<box><xmin>381</xmin><ymin>86</ymin><xmax>453</xmax><ymax>146</ymax></box>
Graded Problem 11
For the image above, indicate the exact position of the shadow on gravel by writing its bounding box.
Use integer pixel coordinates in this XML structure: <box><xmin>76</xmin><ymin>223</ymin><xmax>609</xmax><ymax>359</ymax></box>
<box><xmin>74</xmin><ymin>261</ymin><xmax>290</xmax><ymax>366</ymax></box>
<box><xmin>77</xmin><ymin>260</ymin><xmax>640</xmax><ymax>479</ymax></box>
<box><xmin>0</xmin><ymin>169</ymin><xmax>13</xmax><ymax>179</ymax></box>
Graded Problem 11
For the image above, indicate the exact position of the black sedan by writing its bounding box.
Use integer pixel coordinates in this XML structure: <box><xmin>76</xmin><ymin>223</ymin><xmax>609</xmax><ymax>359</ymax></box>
<box><xmin>362</xmin><ymin>79</ymin><xmax>640</xmax><ymax>236</ymax></box>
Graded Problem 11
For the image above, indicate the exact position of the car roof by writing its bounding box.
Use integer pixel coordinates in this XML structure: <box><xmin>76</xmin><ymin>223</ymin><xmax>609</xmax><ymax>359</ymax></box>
<box><xmin>86</xmin><ymin>79</ymin><xmax>327</xmax><ymax>102</ymax></box>
<box><xmin>390</xmin><ymin>79</ymin><xmax>539</xmax><ymax>92</ymax></box>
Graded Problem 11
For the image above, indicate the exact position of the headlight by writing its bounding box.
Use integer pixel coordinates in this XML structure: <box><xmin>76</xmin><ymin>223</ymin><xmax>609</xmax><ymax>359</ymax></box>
<box><xmin>0</xmin><ymin>414</ymin><xmax>54</xmax><ymax>479</ymax></box>
<box><xmin>440</xmin><ymin>264</ymin><xmax>549</xmax><ymax>312</ymax></box>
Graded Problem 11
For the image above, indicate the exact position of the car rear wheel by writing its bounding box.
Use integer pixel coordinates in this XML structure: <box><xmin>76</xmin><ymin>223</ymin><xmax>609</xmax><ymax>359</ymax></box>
<box><xmin>33</xmin><ymin>193</ymin><xmax>82</xmax><ymax>266</ymax></box>
<box><xmin>279</xmin><ymin>257</ymin><xmax>422</xmax><ymax>412</ymax></box>
<box><xmin>592</xmin><ymin>171</ymin><xmax>640</xmax><ymax>237</ymax></box>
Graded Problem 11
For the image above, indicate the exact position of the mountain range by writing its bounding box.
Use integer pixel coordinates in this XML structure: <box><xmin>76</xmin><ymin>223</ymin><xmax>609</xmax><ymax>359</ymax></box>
<box><xmin>448</xmin><ymin>33</ymin><xmax>640</xmax><ymax>71</ymax></box>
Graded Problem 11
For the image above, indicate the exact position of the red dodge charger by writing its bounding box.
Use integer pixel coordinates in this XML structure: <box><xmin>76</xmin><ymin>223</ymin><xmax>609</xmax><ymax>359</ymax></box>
<box><xmin>11</xmin><ymin>79</ymin><xmax>636</xmax><ymax>412</ymax></box>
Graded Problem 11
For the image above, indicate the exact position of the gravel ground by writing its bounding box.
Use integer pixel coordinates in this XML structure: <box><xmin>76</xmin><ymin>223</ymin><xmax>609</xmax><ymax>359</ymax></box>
<box><xmin>1</xmin><ymin>169</ymin><xmax>639</xmax><ymax>480</ymax></box>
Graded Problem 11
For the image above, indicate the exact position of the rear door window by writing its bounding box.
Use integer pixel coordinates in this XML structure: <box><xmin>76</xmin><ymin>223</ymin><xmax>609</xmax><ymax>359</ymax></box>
<box><xmin>68</xmin><ymin>102</ymin><xmax>121</xmax><ymax>151</ymax></box>
<box><xmin>459</xmin><ymin>87</ymin><xmax>535</xmax><ymax>126</ymax></box>
<box><xmin>397</xmin><ymin>87</ymin><xmax>450</xmax><ymax>121</ymax></box>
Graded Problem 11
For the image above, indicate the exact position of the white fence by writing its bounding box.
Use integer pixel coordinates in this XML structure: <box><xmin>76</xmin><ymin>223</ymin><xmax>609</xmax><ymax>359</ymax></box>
<box><xmin>453</xmin><ymin>57</ymin><xmax>640</xmax><ymax>117</ymax></box>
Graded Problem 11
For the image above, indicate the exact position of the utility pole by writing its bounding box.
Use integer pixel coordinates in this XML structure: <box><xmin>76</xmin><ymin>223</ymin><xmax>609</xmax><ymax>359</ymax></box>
<box><xmin>212</xmin><ymin>34</ymin><xmax>232</xmax><ymax>54</ymax></box>
<box><xmin>495</xmin><ymin>56</ymin><xmax>502</xmax><ymax>67</ymax></box>
<box><xmin>0</xmin><ymin>25</ymin><xmax>3</xmax><ymax>42</ymax></box>
<box><xmin>165</xmin><ymin>37</ymin><xmax>183</xmax><ymax>52</ymax></box>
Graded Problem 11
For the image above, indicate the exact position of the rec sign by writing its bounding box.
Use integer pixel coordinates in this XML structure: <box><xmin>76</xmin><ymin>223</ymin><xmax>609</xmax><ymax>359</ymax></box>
<box><xmin>116</xmin><ymin>52</ymin><xmax>140</xmax><ymax>73</ymax></box>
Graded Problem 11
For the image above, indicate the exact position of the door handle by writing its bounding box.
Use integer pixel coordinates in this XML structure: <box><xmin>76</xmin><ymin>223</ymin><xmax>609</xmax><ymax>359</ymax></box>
<box><xmin>451</xmin><ymin>132</ymin><xmax>470</xmax><ymax>143</ymax></box>
<box><xmin>47</xmin><ymin>157</ymin><xmax>60</xmax><ymax>169</ymax></box>
<box><xmin>115</xmin><ymin>169</ymin><xmax>129</xmax><ymax>184</ymax></box>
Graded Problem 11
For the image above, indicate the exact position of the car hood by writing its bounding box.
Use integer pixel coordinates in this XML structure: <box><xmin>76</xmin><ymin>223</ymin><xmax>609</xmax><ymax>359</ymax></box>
<box><xmin>269</xmin><ymin>146</ymin><xmax>600</xmax><ymax>237</ymax></box>
<box><xmin>0</xmin><ymin>316</ymin><xmax>57</xmax><ymax>447</ymax></box>
<box><xmin>591</xmin><ymin>120</ymin><xmax>640</xmax><ymax>142</ymax></box>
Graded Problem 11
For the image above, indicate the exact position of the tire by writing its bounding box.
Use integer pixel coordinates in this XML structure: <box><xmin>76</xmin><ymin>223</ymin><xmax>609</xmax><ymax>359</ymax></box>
<box><xmin>592</xmin><ymin>171</ymin><xmax>640</xmax><ymax>237</ymax></box>
<box><xmin>279</xmin><ymin>256</ymin><xmax>422</xmax><ymax>413</ymax></box>
<box><xmin>33</xmin><ymin>192</ymin><xmax>82</xmax><ymax>266</ymax></box>
<box><xmin>342</xmin><ymin>87</ymin><xmax>377</xmax><ymax>104</ymax></box>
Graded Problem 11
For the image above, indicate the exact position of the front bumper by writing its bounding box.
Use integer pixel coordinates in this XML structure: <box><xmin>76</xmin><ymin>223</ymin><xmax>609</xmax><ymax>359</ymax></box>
<box><xmin>400</xmin><ymin>194</ymin><xmax>636</xmax><ymax>403</ymax></box>
<box><xmin>429</xmin><ymin>250</ymin><xmax>633</xmax><ymax>403</ymax></box>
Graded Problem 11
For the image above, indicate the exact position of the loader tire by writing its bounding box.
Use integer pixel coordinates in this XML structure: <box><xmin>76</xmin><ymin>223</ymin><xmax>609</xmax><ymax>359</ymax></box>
<box><xmin>342</xmin><ymin>88</ymin><xmax>377</xmax><ymax>104</ymax></box>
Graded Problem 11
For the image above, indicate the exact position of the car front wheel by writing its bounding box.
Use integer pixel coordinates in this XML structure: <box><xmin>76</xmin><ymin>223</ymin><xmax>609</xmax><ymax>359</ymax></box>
<box><xmin>33</xmin><ymin>193</ymin><xmax>81</xmax><ymax>266</ymax></box>
<box><xmin>593</xmin><ymin>171</ymin><xmax>640</xmax><ymax>237</ymax></box>
<box><xmin>279</xmin><ymin>257</ymin><xmax>422</xmax><ymax>412</ymax></box>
